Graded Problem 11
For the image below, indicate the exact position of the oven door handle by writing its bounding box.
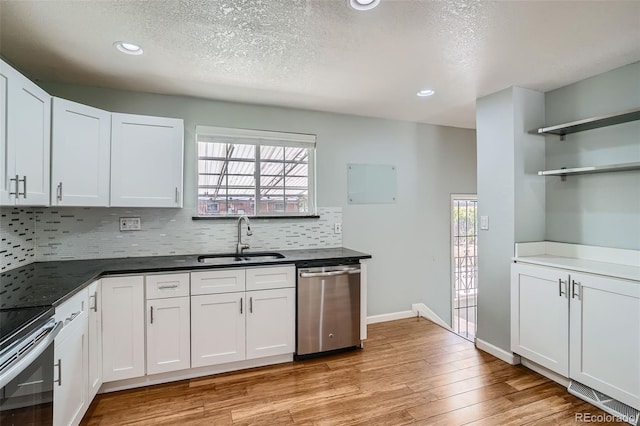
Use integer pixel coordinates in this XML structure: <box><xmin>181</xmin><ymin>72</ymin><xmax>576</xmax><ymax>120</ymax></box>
<box><xmin>299</xmin><ymin>268</ymin><xmax>360</xmax><ymax>278</ymax></box>
<box><xmin>0</xmin><ymin>320</ymin><xmax>63</xmax><ymax>389</ymax></box>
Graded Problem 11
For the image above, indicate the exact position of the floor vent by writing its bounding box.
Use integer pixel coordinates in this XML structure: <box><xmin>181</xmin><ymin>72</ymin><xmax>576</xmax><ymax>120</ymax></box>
<box><xmin>568</xmin><ymin>381</ymin><xmax>639</xmax><ymax>425</ymax></box>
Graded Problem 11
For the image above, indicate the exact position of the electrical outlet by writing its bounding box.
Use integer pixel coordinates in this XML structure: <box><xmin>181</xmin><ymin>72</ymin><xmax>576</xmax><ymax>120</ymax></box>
<box><xmin>334</xmin><ymin>223</ymin><xmax>342</xmax><ymax>234</ymax></box>
<box><xmin>120</xmin><ymin>217</ymin><xmax>141</xmax><ymax>231</ymax></box>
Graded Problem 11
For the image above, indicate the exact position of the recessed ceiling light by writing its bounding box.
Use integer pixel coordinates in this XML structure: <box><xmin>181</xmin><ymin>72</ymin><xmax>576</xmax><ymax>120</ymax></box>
<box><xmin>114</xmin><ymin>41</ymin><xmax>143</xmax><ymax>55</ymax></box>
<box><xmin>349</xmin><ymin>0</ymin><xmax>381</xmax><ymax>11</ymax></box>
<box><xmin>417</xmin><ymin>89</ymin><xmax>435</xmax><ymax>97</ymax></box>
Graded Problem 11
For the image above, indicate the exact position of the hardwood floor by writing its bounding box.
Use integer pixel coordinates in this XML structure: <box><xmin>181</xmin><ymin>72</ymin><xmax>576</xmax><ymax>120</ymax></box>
<box><xmin>81</xmin><ymin>318</ymin><xmax>617</xmax><ymax>425</ymax></box>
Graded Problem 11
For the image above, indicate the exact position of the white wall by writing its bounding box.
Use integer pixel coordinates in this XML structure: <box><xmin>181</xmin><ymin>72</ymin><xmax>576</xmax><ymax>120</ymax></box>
<box><xmin>476</xmin><ymin>87</ymin><xmax>545</xmax><ymax>352</ymax></box>
<box><xmin>545</xmin><ymin>61</ymin><xmax>640</xmax><ymax>250</ymax></box>
<box><xmin>39</xmin><ymin>82</ymin><xmax>477</xmax><ymax>319</ymax></box>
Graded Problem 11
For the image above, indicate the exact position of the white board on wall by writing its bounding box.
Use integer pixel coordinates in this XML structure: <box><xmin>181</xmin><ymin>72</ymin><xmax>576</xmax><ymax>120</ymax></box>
<box><xmin>347</xmin><ymin>163</ymin><xmax>397</xmax><ymax>204</ymax></box>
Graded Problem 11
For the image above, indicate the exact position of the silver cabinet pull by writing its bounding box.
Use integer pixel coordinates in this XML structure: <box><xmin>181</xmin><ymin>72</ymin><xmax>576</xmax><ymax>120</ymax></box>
<box><xmin>56</xmin><ymin>182</ymin><xmax>63</xmax><ymax>201</ymax></box>
<box><xmin>66</xmin><ymin>311</ymin><xmax>81</xmax><ymax>324</ymax></box>
<box><xmin>175</xmin><ymin>187</ymin><xmax>179</xmax><ymax>203</ymax></box>
<box><xmin>54</xmin><ymin>359</ymin><xmax>62</xmax><ymax>386</ymax></box>
<box><xmin>572</xmin><ymin>280</ymin><xmax>582</xmax><ymax>300</ymax></box>
<box><xmin>240</xmin><ymin>297</ymin><xmax>243</xmax><ymax>314</ymax></box>
<box><xmin>90</xmin><ymin>292</ymin><xmax>98</xmax><ymax>312</ymax></box>
<box><xmin>558</xmin><ymin>279</ymin><xmax>567</xmax><ymax>298</ymax></box>
<box><xmin>9</xmin><ymin>174</ymin><xmax>18</xmax><ymax>197</ymax></box>
<box><xmin>150</xmin><ymin>306</ymin><xmax>154</xmax><ymax>324</ymax></box>
<box><xmin>19</xmin><ymin>175</ymin><xmax>27</xmax><ymax>198</ymax></box>
<box><xmin>249</xmin><ymin>297</ymin><xmax>253</xmax><ymax>314</ymax></box>
<box><xmin>158</xmin><ymin>284</ymin><xmax>179</xmax><ymax>290</ymax></box>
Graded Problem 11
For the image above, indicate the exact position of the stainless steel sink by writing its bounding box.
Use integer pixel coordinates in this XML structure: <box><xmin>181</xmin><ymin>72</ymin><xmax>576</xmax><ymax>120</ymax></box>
<box><xmin>197</xmin><ymin>252</ymin><xmax>285</xmax><ymax>263</ymax></box>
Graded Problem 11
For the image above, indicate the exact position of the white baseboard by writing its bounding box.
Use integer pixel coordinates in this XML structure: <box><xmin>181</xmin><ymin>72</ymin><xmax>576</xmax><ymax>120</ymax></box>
<box><xmin>520</xmin><ymin>357</ymin><xmax>570</xmax><ymax>387</ymax></box>
<box><xmin>411</xmin><ymin>303</ymin><xmax>452</xmax><ymax>330</ymax></box>
<box><xmin>367</xmin><ymin>310</ymin><xmax>415</xmax><ymax>324</ymax></box>
<box><xmin>475</xmin><ymin>338</ymin><xmax>521</xmax><ymax>365</ymax></box>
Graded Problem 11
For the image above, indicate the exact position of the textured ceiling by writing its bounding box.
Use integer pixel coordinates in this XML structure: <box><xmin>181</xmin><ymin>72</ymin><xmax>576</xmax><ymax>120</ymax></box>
<box><xmin>0</xmin><ymin>0</ymin><xmax>639</xmax><ymax>129</ymax></box>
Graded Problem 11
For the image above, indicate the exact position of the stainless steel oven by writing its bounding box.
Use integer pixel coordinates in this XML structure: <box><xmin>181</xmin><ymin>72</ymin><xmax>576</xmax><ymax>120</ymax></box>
<box><xmin>0</xmin><ymin>310</ymin><xmax>62</xmax><ymax>426</ymax></box>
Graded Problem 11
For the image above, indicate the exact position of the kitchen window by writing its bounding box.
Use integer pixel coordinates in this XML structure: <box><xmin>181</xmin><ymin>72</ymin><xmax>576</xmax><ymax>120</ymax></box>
<box><xmin>195</xmin><ymin>126</ymin><xmax>316</xmax><ymax>218</ymax></box>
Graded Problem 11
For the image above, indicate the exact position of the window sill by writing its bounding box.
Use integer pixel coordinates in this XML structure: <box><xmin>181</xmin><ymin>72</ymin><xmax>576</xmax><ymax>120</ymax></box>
<box><xmin>192</xmin><ymin>215</ymin><xmax>320</xmax><ymax>221</ymax></box>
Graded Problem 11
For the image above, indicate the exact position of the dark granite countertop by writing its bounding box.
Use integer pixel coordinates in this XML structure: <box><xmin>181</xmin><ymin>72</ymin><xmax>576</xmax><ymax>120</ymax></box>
<box><xmin>0</xmin><ymin>247</ymin><xmax>371</xmax><ymax>310</ymax></box>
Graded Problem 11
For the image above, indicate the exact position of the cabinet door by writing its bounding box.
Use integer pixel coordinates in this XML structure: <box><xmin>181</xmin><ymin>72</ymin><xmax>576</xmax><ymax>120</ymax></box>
<box><xmin>87</xmin><ymin>280</ymin><xmax>102</xmax><ymax>400</ymax></box>
<box><xmin>0</xmin><ymin>59</ymin><xmax>50</xmax><ymax>206</ymax></box>
<box><xmin>191</xmin><ymin>293</ymin><xmax>245</xmax><ymax>367</ymax></box>
<box><xmin>110</xmin><ymin>113</ymin><xmax>183</xmax><ymax>207</ymax></box>
<box><xmin>0</xmin><ymin>60</ymin><xmax>11</xmax><ymax>205</ymax></box>
<box><xmin>7</xmin><ymin>63</ymin><xmax>50</xmax><ymax>206</ymax></box>
<box><xmin>246</xmin><ymin>288</ymin><xmax>295</xmax><ymax>360</ymax></box>
<box><xmin>570</xmin><ymin>272</ymin><xmax>640</xmax><ymax>410</ymax></box>
<box><xmin>51</xmin><ymin>98</ymin><xmax>111</xmax><ymax>206</ymax></box>
<box><xmin>102</xmin><ymin>276</ymin><xmax>145</xmax><ymax>382</ymax></box>
<box><xmin>53</xmin><ymin>310</ymin><xmax>88</xmax><ymax>426</ymax></box>
<box><xmin>146</xmin><ymin>297</ymin><xmax>191</xmax><ymax>375</ymax></box>
<box><xmin>510</xmin><ymin>263</ymin><xmax>569</xmax><ymax>376</ymax></box>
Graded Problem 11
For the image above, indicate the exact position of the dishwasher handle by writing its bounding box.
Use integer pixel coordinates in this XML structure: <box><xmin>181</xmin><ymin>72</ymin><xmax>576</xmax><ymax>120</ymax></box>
<box><xmin>299</xmin><ymin>267</ymin><xmax>360</xmax><ymax>278</ymax></box>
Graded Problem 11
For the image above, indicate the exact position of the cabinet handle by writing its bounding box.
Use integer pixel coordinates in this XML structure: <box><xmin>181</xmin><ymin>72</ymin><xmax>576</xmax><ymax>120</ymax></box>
<box><xmin>19</xmin><ymin>175</ymin><xmax>27</xmax><ymax>198</ymax></box>
<box><xmin>558</xmin><ymin>279</ymin><xmax>567</xmax><ymax>298</ymax></box>
<box><xmin>9</xmin><ymin>174</ymin><xmax>18</xmax><ymax>197</ymax></box>
<box><xmin>249</xmin><ymin>297</ymin><xmax>253</xmax><ymax>314</ymax></box>
<box><xmin>150</xmin><ymin>306</ymin><xmax>154</xmax><ymax>324</ymax></box>
<box><xmin>90</xmin><ymin>292</ymin><xmax>98</xmax><ymax>312</ymax></box>
<box><xmin>175</xmin><ymin>187</ymin><xmax>179</xmax><ymax>203</ymax></box>
<box><xmin>240</xmin><ymin>297</ymin><xmax>243</xmax><ymax>314</ymax></box>
<box><xmin>66</xmin><ymin>311</ymin><xmax>81</xmax><ymax>324</ymax></box>
<box><xmin>54</xmin><ymin>359</ymin><xmax>62</xmax><ymax>386</ymax></box>
<box><xmin>56</xmin><ymin>182</ymin><xmax>63</xmax><ymax>201</ymax></box>
<box><xmin>572</xmin><ymin>280</ymin><xmax>582</xmax><ymax>300</ymax></box>
<box><xmin>158</xmin><ymin>284</ymin><xmax>179</xmax><ymax>290</ymax></box>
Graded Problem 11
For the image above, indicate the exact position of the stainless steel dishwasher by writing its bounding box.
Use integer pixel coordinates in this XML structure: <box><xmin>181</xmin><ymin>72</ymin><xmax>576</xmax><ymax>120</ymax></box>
<box><xmin>296</xmin><ymin>261</ymin><xmax>361</xmax><ymax>357</ymax></box>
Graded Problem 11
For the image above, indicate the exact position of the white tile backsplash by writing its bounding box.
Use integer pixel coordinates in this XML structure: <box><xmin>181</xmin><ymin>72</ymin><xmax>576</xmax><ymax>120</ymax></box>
<box><xmin>0</xmin><ymin>208</ymin><xmax>36</xmax><ymax>271</ymax></box>
<box><xmin>34</xmin><ymin>207</ymin><xmax>342</xmax><ymax>261</ymax></box>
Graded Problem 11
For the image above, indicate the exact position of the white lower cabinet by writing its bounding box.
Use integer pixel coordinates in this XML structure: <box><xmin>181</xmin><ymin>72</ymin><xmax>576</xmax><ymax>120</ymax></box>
<box><xmin>511</xmin><ymin>263</ymin><xmax>569</xmax><ymax>376</ymax></box>
<box><xmin>190</xmin><ymin>265</ymin><xmax>296</xmax><ymax>368</ymax></box>
<box><xmin>53</xmin><ymin>289</ymin><xmax>89</xmax><ymax>426</ymax></box>
<box><xmin>87</xmin><ymin>280</ymin><xmax>102</xmax><ymax>400</ymax></box>
<box><xmin>101</xmin><ymin>276</ymin><xmax>145</xmax><ymax>382</ymax></box>
<box><xmin>191</xmin><ymin>292</ymin><xmax>245</xmax><ymax>367</ymax></box>
<box><xmin>146</xmin><ymin>296</ymin><xmax>191</xmax><ymax>374</ymax></box>
<box><xmin>569</xmin><ymin>272</ymin><xmax>640</xmax><ymax>409</ymax></box>
<box><xmin>512</xmin><ymin>262</ymin><xmax>640</xmax><ymax>410</ymax></box>
<box><xmin>246</xmin><ymin>288</ymin><xmax>295</xmax><ymax>360</ymax></box>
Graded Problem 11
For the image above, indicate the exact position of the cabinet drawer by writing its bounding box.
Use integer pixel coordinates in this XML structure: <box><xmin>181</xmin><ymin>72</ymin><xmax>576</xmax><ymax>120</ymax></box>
<box><xmin>55</xmin><ymin>287</ymin><xmax>89</xmax><ymax>324</ymax></box>
<box><xmin>191</xmin><ymin>269</ymin><xmax>245</xmax><ymax>295</ymax></box>
<box><xmin>246</xmin><ymin>266</ymin><xmax>295</xmax><ymax>291</ymax></box>
<box><xmin>146</xmin><ymin>273</ymin><xmax>189</xmax><ymax>299</ymax></box>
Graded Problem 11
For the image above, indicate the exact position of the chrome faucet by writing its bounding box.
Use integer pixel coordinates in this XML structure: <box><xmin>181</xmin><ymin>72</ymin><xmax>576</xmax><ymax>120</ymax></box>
<box><xmin>236</xmin><ymin>215</ymin><xmax>252</xmax><ymax>254</ymax></box>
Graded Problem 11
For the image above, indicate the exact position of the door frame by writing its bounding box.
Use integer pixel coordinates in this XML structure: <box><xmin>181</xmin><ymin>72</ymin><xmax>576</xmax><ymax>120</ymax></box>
<box><xmin>450</xmin><ymin>193</ymin><xmax>478</xmax><ymax>339</ymax></box>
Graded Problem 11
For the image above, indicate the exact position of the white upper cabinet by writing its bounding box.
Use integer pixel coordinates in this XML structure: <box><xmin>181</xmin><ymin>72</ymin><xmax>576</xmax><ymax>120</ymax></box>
<box><xmin>0</xmin><ymin>59</ymin><xmax>51</xmax><ymax>206</ymax></box>
<box><xmin>110</xmin><ymin>113</ymin><xmax>184</xmax><ymax>208</ymax></box>
<box><xmin>51</xmin><ymin>98</ymin><xmax>111</xmax><ymax>206</ymax></box>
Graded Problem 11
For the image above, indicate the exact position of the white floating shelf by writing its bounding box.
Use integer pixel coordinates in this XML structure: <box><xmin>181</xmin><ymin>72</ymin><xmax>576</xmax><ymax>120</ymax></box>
<box><xmin>538</xmin><ymin>162</ymin><xmax>640</xmax><ymax>177</ymax></box>
<box><xmin>529</xmin><ymin>107</ymin><xmax>640</xmax><ymax>137</ymax></box>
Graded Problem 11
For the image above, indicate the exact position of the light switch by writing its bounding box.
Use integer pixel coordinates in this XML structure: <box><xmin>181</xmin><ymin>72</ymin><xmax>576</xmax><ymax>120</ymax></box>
<box><xmin>334</xmin><ymin>223</ymin><xmax>342</xmax><ymax>234</ymax></box>
<box><xmin>480</xmin><ymin>215</ymin><xmax>489</xmax><ymax>230</ymax></box>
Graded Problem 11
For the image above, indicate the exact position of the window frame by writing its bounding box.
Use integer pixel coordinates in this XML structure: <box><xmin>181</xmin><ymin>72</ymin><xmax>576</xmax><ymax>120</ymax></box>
<box><xmin>195</xmin><ymin>125</ymin><xmax>317</xmax><ymax>218</ymax></box>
